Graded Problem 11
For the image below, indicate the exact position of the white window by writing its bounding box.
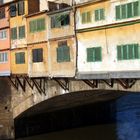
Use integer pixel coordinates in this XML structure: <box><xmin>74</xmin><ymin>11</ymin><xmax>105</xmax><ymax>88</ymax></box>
<box><xmin>0</xmin><ymin>52</ymin><xmax>8</xmax><ymax>63</ymax></box>
<box><xmin>0</xmin><ymin>30</ymin><xmax>7</xmax><ymax>39</ymax></box>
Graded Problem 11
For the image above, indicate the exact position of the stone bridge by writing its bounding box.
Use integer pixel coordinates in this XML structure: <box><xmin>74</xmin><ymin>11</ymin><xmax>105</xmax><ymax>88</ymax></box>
<box><xmin>0</xmin><ymin>77</ymin><xmax>140</xmax><ymax>139</ymax></box>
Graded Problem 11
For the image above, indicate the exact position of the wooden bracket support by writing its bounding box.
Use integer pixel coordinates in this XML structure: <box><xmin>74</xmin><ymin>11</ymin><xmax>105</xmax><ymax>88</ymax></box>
<box><xmin>16</xmin><ymin>77</ymin><xmax>26</xmax><ymax>92</ymax></box>
<box><xmin>83</xmin><ymin>80</ymin><xmax>98</xmax><ymax>88</ymax></box>
<box><xmin>55</xmin><ymin>79</ymin><xmax>69</xmax><ymax>91</ymax></box>
<box><xmin>31</xmin><ymin>78</ymin><xmax>46</xmax><ymax>95</ymax></box>
<box><xmin>102</xmin><ymin>79</ymin><xmax>114</xmax><ymax>88</ymax></box>
<box><xmin>8</xmin><ymin>76</ymin><xmax>19</xmax><ymax>91</ymax></box>
<box><xmin>116</xmin><ymin>79</ymin><xmax>137</xmax><ymax>89</ymax></box>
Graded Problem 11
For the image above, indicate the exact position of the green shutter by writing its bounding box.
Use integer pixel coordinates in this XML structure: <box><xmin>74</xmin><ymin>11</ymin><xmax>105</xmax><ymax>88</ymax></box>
<box><xmin>19</xmin><ymin>26</ymin><xmax>25</xmax><ymax>39</ymax></box>
<box><xmin>57</xmin><ymin>47</ymin><xmax>63</xmax><ymax>62</ymax></box>
<box><xmin>95</xmin><ymin>47</ymin><xmax>102</xmax><ymax>61</ymax></box>
<box><xmin>95</xmin><ymin>10</ymin><xmax>99</xmax><ymax>21</ymax></box>
<box><xmin>11</xmin><ymin>27</ymin><xmax>17</xmax><ymax>40</ymax></box>
<box><xmin>81</xmin><ymin>13</ymin><xmax>86</xmax><ymax>24</ymax></box>
<box><xmin>121</xmin><ymin>4</ymin><xmax>127</xmax><ymax>19</ymax></box>
<box><xmin>15</xmin><ymin>52</ymin><xmax>25</xmax><ymax>64</ymax></box>
<box><xmin>100</xmin><ymin>9</ymin><xmax>105</xmax><ymax>20</ymax></box>
<box><xmin>87</xmin><ymin>11</ymin><xmax>91</xmax><ymax>22</ymax></box>
<box><xmin>123</xmin><ymin>45</ymin><xmax>128</xmax><ymax>60</ymax></box>
<box><xmin>87</xmin><ymin>48</ymin><xmax>93</xmax><ymax>62</ymax></box>
<box><xmin>117</xmin><ymin>45</ymin><xmax>122</xmax><ymax>60</ymax></box>
<box><xmin>134</xmin><ymin>44</ymin><xmax>139</xmax><ymax>59</ymax></box>
<box><xmin>127</xmin><ymin>3</ymin><xmax>133</xmax><ymax>18</ymax></box>
<box><xmin>116</xmin><ymin>5</ymin><xmax>121</xmax><ymax>20</ymax></box>
<box><xmin>63</xmin><ymin>46</ymin><xmax>70</xmax><ymax>62</ymax></box>
<box><xmin>133</xmin><ymin>1</ymin><xmax>139</xmax><ymax>17</ymax></box>
<box><xmin>128</xmin><ymin>44</ymin><xmax>134</xmax><ymax>59</ymax></box>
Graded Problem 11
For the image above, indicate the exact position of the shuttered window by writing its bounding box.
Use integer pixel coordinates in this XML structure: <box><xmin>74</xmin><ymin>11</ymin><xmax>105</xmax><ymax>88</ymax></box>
<box><xmin>10</xmin><ymin>3</ymin><xmax>16</xmax><ymax>17</ymax></box>
<box><xmin>0</xmin><ymin>8</ymin><xmax>5</xmax><ymax>19</ymax></box>
<box><xmin>57</xmin><ymin>41</ymin><xmax>70</xmax><ymax>62</ymax></box>
<box><xmin>51</xmin><ymin>13</ymin><xmax>70</xmax><ymax>28</ymax></box>
<box><xmin>87</xmin><ymin>47</ymin><xmax>102</xmax><ymax>62</ymax></box>
<box><xmin>15</xmin><ymin>52</ymin><xmax>25</xmax><ymax>64</ymax></box>
<box><xmin>0</xmin><ymin>30</ymin><xmax>7</xmax><ymax>39</ymax></box>
<box><xmin>18</xmin><ymin>1</ymin><xmax>24</xmax><ymax>15</ymax></box>
<box><xmin>81</xmin><ymin>11</ymin><xmax>91</xmax><ymax>24</ymax></box>
<box><xmin>32</xmin><ymin>48</ymin><xmax>43</xmax><ymax>63</ymax></box>
<box><xmin>116</xmin><ymin>1</ymin><xmax>139</xmax><ymax>20</ymax></box>
<box><xmin>19</xmin><ymin>26</ymin><xmax>25</xmax><ymax>39</ymax></box>
<box><xmin>29</xmin><ymin>18</ymin><xmax>45</xmax><ymax>33</ymax></box>
<box><xmin>11</xmin><ymin>27</ymin><xmax>17</xmax><ymax>40</ymax></box>
<box><xmin>95</xmin><ymin>8</ymin><xmax>105</xmax><ymax>21</ymax></box>
<box><xmin>0</xmin><ymin>52</ymin><xmax>8</xmax><ymax>63</ymax></box>
<box><xmin>117</xmin><ymin>44</ymin><xmax>140</xmax><ymax>60</ymax></box>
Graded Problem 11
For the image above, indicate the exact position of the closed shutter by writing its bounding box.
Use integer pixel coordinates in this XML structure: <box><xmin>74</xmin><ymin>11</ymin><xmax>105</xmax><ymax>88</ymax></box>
<box><xmin>37</xmin><ymin>18</ymin><xmax>45</xmax><ymax>31</ymax></box>
<box><xmin>10</xmin><ymin>4</ymin><xmax>16</xmax><ymax>17</ymax></box>
<box><xmin>116</xmin><ymin>5</ymin><xmax>121</xmax><ymax>20</ymax></box>
<box><xmin>128</xmin><ymin>44</ymin><xmax>134</xmax><ymax>59</ymax></box>
<box><xmin>127</xmin><ymin>3</ymin><xmax>132</xmax><ymax>18</ymax></box>
<box><xmin>121</xmin><ymin>4</ymin><xmax>127</xmax><ymax>19</ymax></box>
<box><xmin>63</xmin><ymin>46</ymin><xmax>70</xmax><ymax>62</ymax></box>
<box><xmin>15</xmin><ymin>52</ymin><xmax>25</xmax><ymax>64</ymax></box>
<box><xmin>37</xmin><ymin>48</ymin><xmax>43</xmax><ymax>62</ymax></box>
<box><xmin>32</xmin><ymin>49</ymin><xmax>37</xmax><ymax>62</ymax></box>
<box><xmin>123</xmin><ymin>45</ymin><xmax>128</xmax><ymax>60</ymax></box>
<box><xmin>18</xmin><ymin>1</ymin><xmax>24</xmax><ymax>15</ymax></box>
<box><xmin>87</xmin><ymin>11</ymin><xmax>91</xmax><ymax>22</ymax></box>
<box><xmin>134</xmin><ymin>44</ymin><xmax>139</xmax><ymax>59</ymax></box>
<box><xmin>95</xmin><ymin>47</ymin><xmax>102</xmax><ymax>61</ymax></box>
<box><xmin>133</xmin><ymin>1</ymin><xmax>139</xmax><ymax>17</ymax></box>
<box><xmin>19</xmin><ymin>26</ymin><xmax>25</xmax><ymax>39</ymax></box>
<box><xmin>51</xmin><ymin>16</ymin><xmax>55</xmax><ymax>28</ymax></box>
<box><xmin>117</xmin><ymin>45</ymin><xmax>122</xmax><ymax>60</ymax></box>
<box><xmin>11</xmin><ymin>28</ymin><xmax>17</xmax><ymax>40</ymax></box>
<box><xmin>32</xmin><ymin>49</ymin><xmax>43</xmax><ymax>63</ymax></box>
<box><xmin>87</xmin><ymin>48</ymin><xmax>93</xmax><ymax>62</ymax></box>
<box><xmin>81</xmin><ymin>13</ymin><xmax>86</xmax><ymax>24</ymax></box>
<box><xmin>57</xmin><ymin>47</ymin><xmax>63</xmax><ymax>62</ymax></box>
<box><xmin>95</xmin><ymin>10</ymin><xmax>99</xmax><ymax>21</ymax></box>
<box><xmin>100</xmin><ymin>9</ymin><xmax>105</xmax><ymax>20</ymax></box>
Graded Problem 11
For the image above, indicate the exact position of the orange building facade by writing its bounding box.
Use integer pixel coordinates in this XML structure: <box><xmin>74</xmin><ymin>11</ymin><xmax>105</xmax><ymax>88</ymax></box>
<box><xmin>0</xmin><ymin>3</ymin><xmax>10</xmax><ymax>76</ymax></box>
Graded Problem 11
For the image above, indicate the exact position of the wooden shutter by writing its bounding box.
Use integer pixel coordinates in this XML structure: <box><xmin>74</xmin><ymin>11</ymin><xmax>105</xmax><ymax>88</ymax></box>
<box><xmin>117</xmin><ymin>45</ymin><xmax>122</xmax><ymax>60</ymax></box>
<box><xmin>121</xmin><ymin>4</ymin><xmax>127</xmax><ymax>19</ymax></box>
<box><xmin>37</xmin><ymin>18</ymin><xmax>45</xmax><ymax>31</ymax></box>
<box><xmin>63</xmin><ymin>46</ymin><xmax>70</xmax><ymax>62</ymax></box>
<box><xmin>10</xmin><ymin>4</ymin><xmax>16</xmax><ymax>17</ymax></box>
<box><xmin>128</xmin><ymin>44</ymin><xmax>134</xmax><ymax>59</ymax></box>
<box><xmin>100</xmin><ymin>9</ymin><xmax>105</xmax><ymax>20</ymax></box>
<box><xmin>134</xmin><ymin>44</ymin><xmax>139</xmax><ymax>59</ymax></box>
<box><xmin>37</xmin><ymin>48</ymin><xmax>43</xmax><ymax>62</ymax></box>
<box><xmin>95</xmin><ymin>10</ymin><xmax>99</xmax><ymax>21</ymax></box>
<box><xmin>57</xmin><ymin>47</ymin><xmax>63</xmax><ymax>62</ymax></box>
<box><xmin>95</xmin><ymin>47</ymin><xmax>102</xmax><ymax>61</ymax></box>
<box><xmin>32</xmin><ymin>49</ymin><xmax>37</xmax><ymax>62</ymax></box>
<box><xmin>133</xmin><ymin>1</ymin><xmax>139</xmax><ymax>17</ymax></box>
<box><xmin>127</xmin><ymin>3</ymin><xmax>132</xmax><ymax>18</ymax></box>
<box><xmin>19</xmin><ymin>26</ymin><xmax>25</xmax><ymax>39</ymax></box>
<box><xmin>15</xmin><ymin>52</ymin><xmax>25</xmax><ymax>64</ymax></box>
<box><xmin>116</xmin><ymin>5</ymin><xmax>121</xmax><ymax>20</ymax></box>
<box><xmin>11</xmin><ymin>27</ymin><xmax>17</xmax><ymax>40</ymax></box>
<box><xmin>51</xmin><ymin>16</ymin><xmax>55</xmax><ymax>28</ymax></box>
<box><xmin>18</xmin><ymin>1</ymin><xmax>24</xmax><ymax>15</ymax></box>
<box><xmin>87</xmin><ymin>11</ymin><xmax>91</xmax><ymax>22</ymax></box>
<box><xmin>81</xmin><ymin>13</ymin><xmax>86</xmax><ymax>24</ymax></box>
<box><xmin>87</xmin><ymin>48</ymin><xmax>93</xmax><ymax>62</ymax></box>
<box><xmin>123</xmin><ymin>45</ymin><xmax>128</xmax><ymax>60</ymax></box>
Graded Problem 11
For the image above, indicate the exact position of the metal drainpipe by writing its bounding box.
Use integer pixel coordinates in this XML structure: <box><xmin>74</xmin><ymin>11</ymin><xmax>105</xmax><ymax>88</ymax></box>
<box><xmin>72</xmin><ymin>0</ymin><xmax>78</xmax><ymax>78</ymax></box>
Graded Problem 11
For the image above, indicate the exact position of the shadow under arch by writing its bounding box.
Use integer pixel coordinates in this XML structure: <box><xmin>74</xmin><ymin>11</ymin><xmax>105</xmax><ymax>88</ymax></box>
<box><xmin>15</xmin><ymin>90</ymin><xmax>140</xmax><ymax>140</ymax></box>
